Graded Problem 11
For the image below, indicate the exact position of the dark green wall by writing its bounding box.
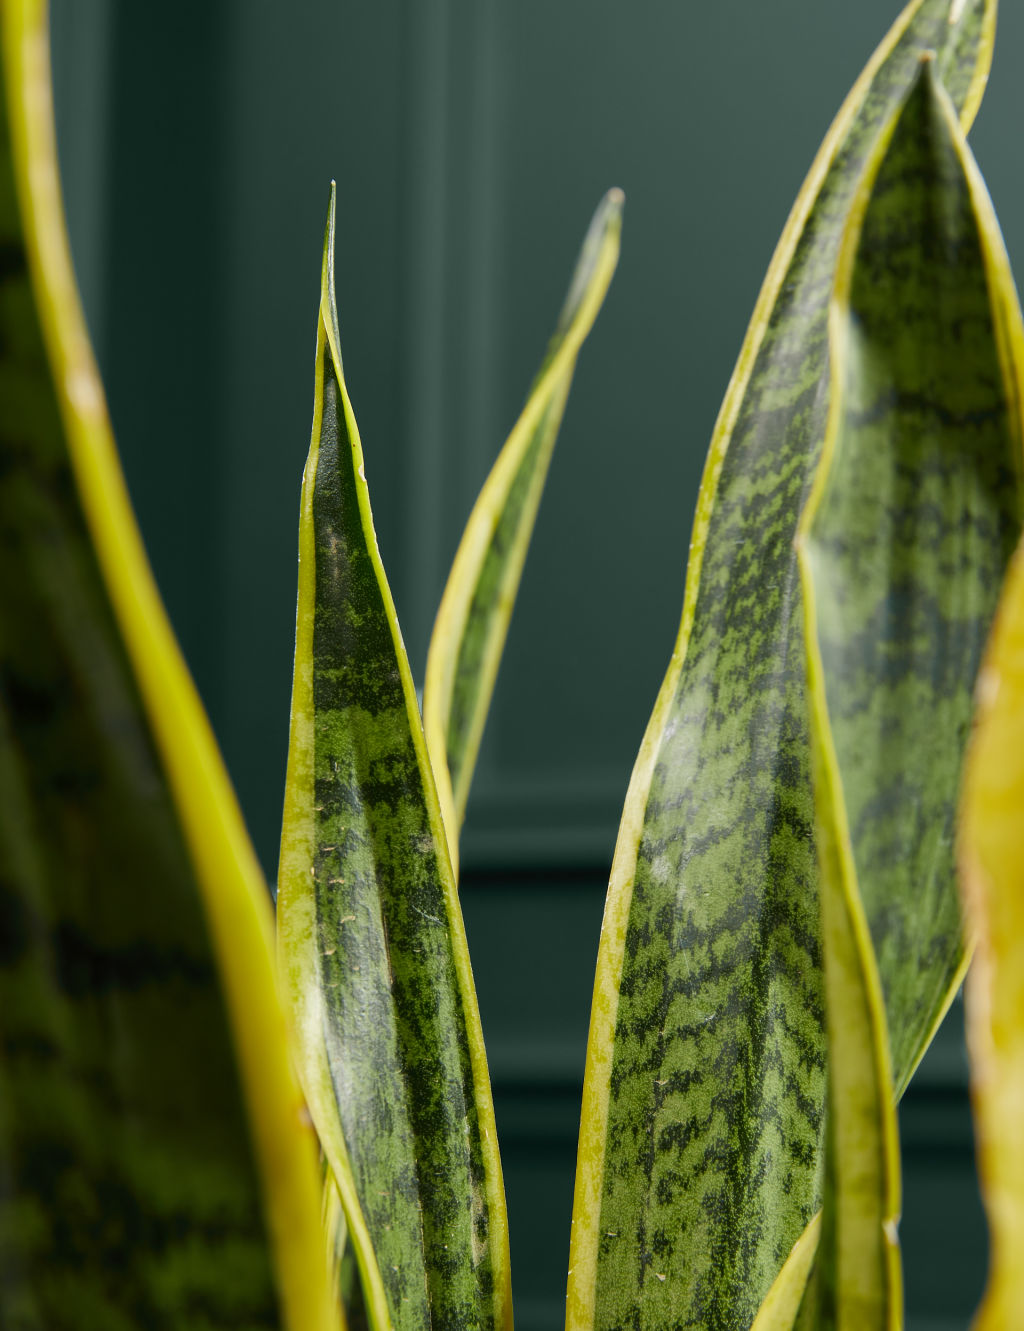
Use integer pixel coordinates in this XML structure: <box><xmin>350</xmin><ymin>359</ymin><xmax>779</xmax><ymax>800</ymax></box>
<box><xmin>50</xmin><ymin>3</ymin><xmax>1021</xmax><ymax>1327</ymax></box>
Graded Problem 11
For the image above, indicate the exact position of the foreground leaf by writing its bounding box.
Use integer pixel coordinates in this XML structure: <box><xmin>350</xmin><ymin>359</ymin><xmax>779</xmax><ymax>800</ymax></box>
<box><xmin>960</xmin><ymin>552</ymin><xmax>1024</xmax><ymax>1328</ymax></box>
<box><xmin>277</xmin><ymin>185</ymin><xmax>510</xmax><ymax>1331</ymax></box>
<box><xmin>567</xmin><ymin>4</ymin><xmax>995</xmax><ymax>1329</ymax></box>
<box><xmin>798</xmin><ymin>55</ymin><xmax>1023</xmax><ymax>1326</ymax></box>
<box><xmin>423</xmin><ymin>189</ymin><xmax>622</xmax><ymax>871</ymax></box>
<box><xmin>0</xmin><ymin>4</ymin><xmax>334</xmax><ymax>1329</ymax></box>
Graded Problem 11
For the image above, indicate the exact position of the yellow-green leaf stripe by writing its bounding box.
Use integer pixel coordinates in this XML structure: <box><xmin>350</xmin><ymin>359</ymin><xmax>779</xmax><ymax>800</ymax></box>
<box><xmin>0</xmin><ymin>3</ymin><xmax>335</xmax><ymax>1328</ymax></box>
<box><xmin>959</xmin><ymin>554</ymin><xmax>1024</xmax><ymax>1327</ymax></box>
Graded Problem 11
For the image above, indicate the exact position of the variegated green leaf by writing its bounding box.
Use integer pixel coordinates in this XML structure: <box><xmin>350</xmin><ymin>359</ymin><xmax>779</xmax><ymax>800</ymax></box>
<box><xmin>801</xmin><ymin>63</ymin><xmax>1023</xmax><ymax>1106</ymax></box>
<box><xmin>959</xmin><ymin>538</ymin><xmax>1024</xmax><ymax>1331</ymax></box>
<box><xmin>423</xmin><ymin>190</ymin><xmax>622</xmax><ymax>872</ymax></box>
<box><xmin>797</xmin><ymin>55</ymin><xmax>1023</xmax><ymax>1327</ymax></box>
<box><xmin>567</xmin><ymin>5</ymin><xmax>996</xmax><ymax>1330</ymax></box>
<box><xmin>277</xmin><ymin>185</ymin><xmax>510</xmax><ymax>1331</ymax></box>
<box><xmin>0</xmin><ymin>4</ymin><xmax>334</xmax><ymax>1329</ymax></box>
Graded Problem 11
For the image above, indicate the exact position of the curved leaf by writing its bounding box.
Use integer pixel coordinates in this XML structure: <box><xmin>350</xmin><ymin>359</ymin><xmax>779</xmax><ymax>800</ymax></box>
<box><xmin>749</xmin><ymin>1217</ymin><xmax>822</xmax><ymax>1331</ymax></box>
<box><xmin>959</xmin><ymin>560</ymin><xmax>1024</xmax><ymax>1325</ymax></box>
<box><xmin>567</xmin><ymin>5</ymin><xmax>996</xmax><ymax>1330</ymax></box>
<box><xmin>423</xmin><ymin>189</ymin><xmax>622</xmax><ymax>873</ymax></box>
<box><xmin>802</xmin><ymin>65</ymin><xmax>1024</xmax><ymax>1108</ymax></box>
<box><xmin>798</xmin><ymin>54</ymin><xmax>1023</xmax><ymax>1326</ymax></box>
<box><xmin>0</xmin><ymin>4</ymin><xmax>334</xmax><ymax>1329</ymax></box>
<box><xmin>801</xmin><ymin>467</ymin><xmax>901</xmax><ymax>1331</ymax></box>
<box><xmin>277</xmin><ymin>185</ymin><xmax>510</xmax><ymax>1331</ymax></box>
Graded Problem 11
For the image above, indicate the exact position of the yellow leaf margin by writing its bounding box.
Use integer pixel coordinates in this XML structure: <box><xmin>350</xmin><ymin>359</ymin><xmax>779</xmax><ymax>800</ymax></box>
<box><xmin>2</xmin><ymin>5</ymin><xmax>337</xmax><ymax>1328</ymax></box>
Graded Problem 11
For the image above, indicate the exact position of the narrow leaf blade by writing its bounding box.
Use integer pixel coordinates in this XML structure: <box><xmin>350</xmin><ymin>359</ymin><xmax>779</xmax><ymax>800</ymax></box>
<box><xmin>959</xmin><ymin>541</ymin><xmax>1024</xmax><ymax>1331</ymax></box>
<box><xmin>797</xmin><ymin>708</ymin><xmax>901</xmax><ymax>1331</ymax></box>
<box><xmin>788</xmin><ymin>46</ymin><xmax>1022</xmax><ymax>1330</ymax></box>
<box><xmin>0</xmin><ymin>6</ymin><xmax>334</xmax><ymax>1329</ymax></box>
<box><xmin>568</xmin><ymin>5</ymin><xmax>996</xmax><ymax>1330</ymax></box>
<box><xmin>749</xmin><ymin>1217</ymin><xmax>822</xmax><ymax>1331</ymax></box>
<box><xmin>801</xmin><ymin>59</ymin><xmax>1023</xmax><ymax>1106</ymax></box>
<box><xmin>423</xmin><ymin>189</ymin><xmax>622</xmax><ymax>867</ymax></box>
<box><xmin>277</xmin><ymin>186</ymin><xmax>510</xmax><ymax>1331</ymax></box>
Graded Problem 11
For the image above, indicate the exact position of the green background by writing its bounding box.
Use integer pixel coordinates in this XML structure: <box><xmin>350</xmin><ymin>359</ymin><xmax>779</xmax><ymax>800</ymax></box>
<box><xmin>50</xmin><ymin>3</ymin><xmax>1020</xmax><ymax>1326</ymax></box>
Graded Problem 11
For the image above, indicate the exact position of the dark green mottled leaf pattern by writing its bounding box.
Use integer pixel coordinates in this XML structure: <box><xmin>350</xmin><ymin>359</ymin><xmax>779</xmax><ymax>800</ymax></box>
<box><xmin>804</xmin><ymin>60</ymin><xmax>1022</xmax><ymax>1100</ymax></box>
<box><xmin>281</xmin><ymin>190</ymin><xmax>508</xmax><ymax>1331</ymax></box>
<box><xmin>797</xmin><ymin>57</ymin><xmax>1023</xmax><ymax>1326</ymax></box>
<box><xmin>313</xmin><ymin>365</ymin><xmax>493</xmax><ymax>1330</ymax></box>
<box><xmin>587</xmin><ymin>4</ymin><xmax>993</xmax><ymax>1329</ymax></box>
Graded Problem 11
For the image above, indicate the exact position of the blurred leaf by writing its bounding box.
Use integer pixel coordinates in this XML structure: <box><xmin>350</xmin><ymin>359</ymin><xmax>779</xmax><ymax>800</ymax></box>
<box><xmin>567</xmin><ymin>4</ymin><xmax>996</xmax><ymax>1329</ymax></box>
<box><xmin>959</xmin><ymin>559</ymin><xmax>1024</xmax><ymax>1326</ymax></box>
<box><xmin>277</xmin><ymin>185</ymin><xmax>510</xmax><ymax>1331</ymax></box>
<box><xmin>423</xmin><ymin>189</ymin><xmax>622</xmax><ymax>873</ymax></box>
<box><xmin>0</xmin><ymin>5</ymin><xmax>334</xmax><ymax>1329</ymax></box>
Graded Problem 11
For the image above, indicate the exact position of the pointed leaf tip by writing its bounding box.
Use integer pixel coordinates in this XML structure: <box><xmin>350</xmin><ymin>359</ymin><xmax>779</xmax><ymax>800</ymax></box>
<box><xmin>555</xmin><ymin>187</ymin><xmax>623</xmax><ymax>340</ymax></box>
<box><xmin>279</xmin><ymin>177</ymin><xmax>510</xmax><ymax>1331</ymax></box>
<box><xmin>423</xmin><ymin>190</ymin><xmax>622</xmax><ymax>867</ymax></box>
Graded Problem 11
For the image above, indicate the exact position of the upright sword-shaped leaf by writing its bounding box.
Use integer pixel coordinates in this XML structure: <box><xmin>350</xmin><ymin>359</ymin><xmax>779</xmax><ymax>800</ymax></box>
<box><xmin>277</xmin><ymin>186</ymin><xmax>510</xmax><ymax>1331</ymax></box>
<box><xmin>423</xmin><ymin>190</ymin><xmax>622</xmax><ymax>873</ymax></box>
<box><xmin>568</xmin><ymin>4</ymin><xmax>996</xmax><ymax>1329</ymax></box>
<box><xmin>797</xmin><ymin>55</ymin><xmax>1023</xmax><ymax>1328</ymax></box>
<box><xmin>0</xmin><ymin>4</ymin><xmax>335</xmax><ymax>1329</ymax></box>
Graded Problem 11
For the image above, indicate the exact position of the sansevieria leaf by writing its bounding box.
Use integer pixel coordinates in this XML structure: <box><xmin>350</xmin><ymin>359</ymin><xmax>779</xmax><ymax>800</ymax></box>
<box><xmin>959</xmin><ymin>538</ymin><xmax>1024</xmax><ymax>1330</ymax></box>
<box><xmin>797</xmin><ymin>55</ymin><xmax>1023</xmax><ymax>1327</ymax></box>
<box><xmin>423</xmin><ymin>189</ymin><xmax>622</xmax><ymax>873</ymax></box>
<box><xmin>568</xmin><ymin>4</ymin><xmax>996</xmax><ymax>1330</ymax></box>
<box><xmin>277</xmin><ymin>185</ymin><xmax>509</xmax><ymax>1331</ymax></box>
<box><xmin>794</xmin><ymin>704</ymin><xmax>900</xmax><ymax>1331</ymax></box>
<box><xmin>0</xmin><ymin>4</ymin><xmax>335</xmax><ymax>1329</ymax></box>
<box><xmin>959</xmin><ymin>562</ymin><xmax>1024</xmax><ymax>1326</ymax></box>
<box><xmin>322</xmin><ymin>1168</ymin><xmax>367</xmax><ymax>1331</ymax></box>
<box><xmin>801</xmin><ymin>60</ymin><xmax>1024</xmax><ymax>1108</ymax></box>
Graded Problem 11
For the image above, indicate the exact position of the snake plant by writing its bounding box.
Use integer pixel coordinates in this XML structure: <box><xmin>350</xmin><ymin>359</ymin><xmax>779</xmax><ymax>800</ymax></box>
<box><xmin>3</xmin><ymin>0</ymin><xmax>1024</xmax><ymax>1328</ymax></box>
